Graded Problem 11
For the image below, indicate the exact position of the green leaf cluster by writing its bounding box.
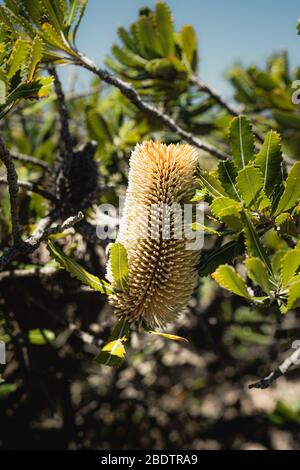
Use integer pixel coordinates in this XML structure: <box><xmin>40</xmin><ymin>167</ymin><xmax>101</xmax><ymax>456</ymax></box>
<box><xmin>197</xmin><ymin>115</ymin><xmax>300</xmax><ymax>314</ymax></box>
<box><xmin>105</xmin><ymin>2</ymin><xmax>198</xmax><ymax>102</ymax></box>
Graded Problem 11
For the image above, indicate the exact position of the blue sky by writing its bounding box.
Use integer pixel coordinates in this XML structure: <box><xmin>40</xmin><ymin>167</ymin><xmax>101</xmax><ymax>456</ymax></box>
<box><xmin>67</xmin><ymin>0</ymin><xmax>300</xmax><ymax>98</ymax></box>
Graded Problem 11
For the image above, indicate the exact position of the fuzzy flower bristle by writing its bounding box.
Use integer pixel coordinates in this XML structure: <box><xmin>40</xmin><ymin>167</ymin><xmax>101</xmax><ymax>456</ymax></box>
<box><xmin>108</xmin><ymin>141</ymin><xmax>201</xmax><ymax>328</ymax></box>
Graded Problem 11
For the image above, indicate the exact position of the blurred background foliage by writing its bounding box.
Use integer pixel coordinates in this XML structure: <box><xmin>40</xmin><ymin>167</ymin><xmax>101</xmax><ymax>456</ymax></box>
<box><xmin>0</xmin><ymin>0</ymin><xmax>300</xmax><ymax>450</ymax></box>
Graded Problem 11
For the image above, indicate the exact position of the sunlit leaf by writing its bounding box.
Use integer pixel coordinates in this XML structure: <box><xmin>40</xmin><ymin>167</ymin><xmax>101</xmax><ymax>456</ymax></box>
<box><xmin>242</xmin><ymin>212</ymin><xmax>272</xmax><ymax>273</ymax></box>
<box><xmin>217</xmin><ymin>160</ymin><xmax>239</xmax><ymax>200</ymax></box>
<box><xmin>47</xmin><ymin>240</ymin><xmax>113</xmax><ymax>294</ymax></box>
<box><xmin>229</xmin><ymin>115</ymin><xmax>255</xmax><ymax>169</ymax></box>
<box><xmin>211</xmin><ymin>196</ymin><xmax>242</xmax><ymax>230</ymax></box>
<box><xmin>280</xmin><ymin>248</ymin><xmax>300</xmax><ymax>288</ymax></box>
<box><xmin>274</xmin><ymin>161</ymin><xmax>300</xmax><ymax>216</ymax></box>
<box><xmin>94</xmin><ymin>318</ymin><xmax>130</xmax><ymax>367</ymax></box>
<box><xmin>155</xmin><ymin>2</ymin><xmax>174</xmax><ymax>56</ymax></box>
<box><xmin>191</xmin><ymin>222</ymin><xmax>219</xmax><ymax>235</ymax></box>
<box><xmin>212</xmin><ymin>264</ymin><xmax>251</xmax><ymax>299</ymax></box>
<box><xmin>147</xmin><ymin>330</ymin><xmax>188</xmax><ymax>342</ymax></box>
<box><xmin>255</xmin><ymin>130</ymin><xmax>283</xmax><ymax>198</ymax></box>
<box><xmin>109</xmin><ymin>242</ymin><xmax>129</xmax><ymax>292</ymax></box>
<box><xmin>27</xmin><ymin>36</ymin><xmax>44</xmax><ymax>81</ymax></box>
<box><xmin>197</xmin><ymin>170</ymin><xmax>226</xmax><ymax>199</ymax></box>
<box><xmin>178</xmin><ymin>24</ymin><xmax>197</xmax><ymax>70</ymax></box>
<box><xmin>244</xmin><ymin>257</ymin><xmax>272</xmax><ymax>294</ymax></box>
<box><xmin>236</xmin><ymin>164</ymin><xmax>270</xmax><ymax>210</ymax></box>
<box><xmin>7</xmin><ymin>39</ymin><xmax>30</xmax><ymax>79</ymax></box>
<box><xmin>28</xmin><ymin>329</ymin><xmax>55</xmax><ymax>345</ymax></box>
<box><xmin>287</xmin><ymin>279</ymin><xmax>300</xmax><ymax>311</ymax></box>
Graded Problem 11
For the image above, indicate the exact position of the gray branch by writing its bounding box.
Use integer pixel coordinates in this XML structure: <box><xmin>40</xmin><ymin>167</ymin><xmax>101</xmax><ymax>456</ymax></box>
<box><xmin>0</xmin><ymin>212</ymin><xmax>84</xmax><ymax>272</ymax></box>
<box><xmin>249</xmin><ymin>343</ymin><xmax>300</xmax><ymax>389</ymax></box>
<box><xmin>191</xmin><ymin>75</ymin><xmax>264</xmax><ymax>144</ymax></box>
<box><xmin>75</xmin><ymin>54</ymin><xmax>229</xmax><ymax>161</ymax></box>
<box><xmin>0</xmin><ymin>177</ymin><xmax>57</xmax><ymax>203</ymax></box>
<box><xmin>10</xmin><ymin>151</ymin><xmax>50</xmax><ymax>171</ymax></box>
<box><xmin>190</xmin><ymin>75</ymin><xmax>242</xmax><ymax>117</ymax></box>
<box><xmin>0</xmin><ymin>137</ymin><xmax>22</xmax><ymax>244</ymax></box>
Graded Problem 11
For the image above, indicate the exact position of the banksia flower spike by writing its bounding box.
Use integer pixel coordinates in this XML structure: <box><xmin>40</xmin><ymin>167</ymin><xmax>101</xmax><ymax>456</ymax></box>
<box><xmin>108</xmin><ymin>141</ymin><xmax>201</xmax><ymax>329</ymax></box>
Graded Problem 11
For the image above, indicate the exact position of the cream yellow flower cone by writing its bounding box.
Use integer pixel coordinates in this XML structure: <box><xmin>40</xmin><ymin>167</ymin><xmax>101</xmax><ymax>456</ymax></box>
<box><xmin>108</xmin><ymin>141</ymin><xmax>201</xmax><ymax>328</ymax></box>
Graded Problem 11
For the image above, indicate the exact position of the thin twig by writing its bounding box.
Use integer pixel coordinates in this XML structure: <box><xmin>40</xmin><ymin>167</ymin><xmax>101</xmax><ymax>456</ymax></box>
<box><xmin>249</xmin><ymin>343</ymin><xmax>300</xmax><ymax>389</ymax></box>
<box><xmin>0</xmin><ymin>212</ymin><xmax>84</xmax><ymax>271</ymax></box>
<box><xmin>190</xmin><ymin>75</ymin><xmax>264</xmax><ymax>143</ymax></box>
<box><xmin>27</xmin><ymin>211</ymin><xmax>84</xmax><ymax>246</ymax></box>
<box><xmin>0</xmin><ymin>177</ymin><xmax>57</xmax><ymax>203</ymax></box>
<box><xmin>10</xmin><ymin>151</ymin><xmax>50</xmax><ymax>171</ymax></box>
<box><xmin>0</xmin><ymin>137</ymin><xmax>22</xmax><ymax>243</ymax></box>
<box><xmin>190</xmin><ymin>76</ymin><xmax>241</xmax><ymax>117</ymax></box>
<box><xmin>75</xmin><ymin>54</ymin><xmax>229</xmax><ymax>161</ymax></box>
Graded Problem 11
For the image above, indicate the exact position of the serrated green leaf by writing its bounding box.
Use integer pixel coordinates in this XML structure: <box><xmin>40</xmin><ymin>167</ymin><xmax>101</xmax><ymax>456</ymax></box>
<box><xmin>145</xmin><ymin>58</ymin><xmax>174</xmax><ymax>78</ymax></box>
<box><xmin>178</xmin><ymin>24</ymin><xmax>197</xmax><ymax>70</ymax></box>
<box><xmin>274</xmin><ymin>161</ymin><xmax>300</xmax><ymax>216</ymax></box>
<box><xmin>111</xmin><ymin>44</ymin><xmax>146</xmax><ymax>68</ymax></box>
<box><xmin>66</xmin><ymin>0</ymin><xmax>81</xmax><ymax>28</ymax></box>
<box><xmin>244</xmin><ymin>257</ymin><xmax>272</xmax><ymax>294</ymax></box>
<box><xmin>39</xmin><ymin>0</ymin><xmax>62</xmax><ymax>32</ymax></box>
<box><xmin>5</xmin><ymin>76</ymin><xmax>53</xmax><ymax>106</ymax></box>
<box><xmin>212</xmin><ymin>264</ymin><xmax>251</xmax><ymax>299</ymax></box>
<box><xmin>117</xmin><ymin>26</ymin><xmax>138</xmax><ymax>53</ymax></box>
<box><xmin>1</xmin><ymin>4</ymin><xmax>36</xmax><ymax>36</ymax></box>
<box><xmin>190</xmin><ymin>189</ymin><xmax>205</xmax><ymax>202</ymax></box>
<box><xmin>287</xmin><ymin>279</ymin><xmax>300</xmax><ymax>310</ymax></box>
<box><xmin>236</xmin><ymin>164</ymin><xmax>270</xmax><ymax>210</ymax></box>
<box><xmin>7</xmin><ymin>39</ymin><xmax>30</xmax><ymax>79</ymax></box>
<box><xmin>198</xmin><ymin>170</ymin><xmax>226</xmax><ymax>199</ymax></box>
<box><xmin>271</xmin><ymin>249</ymin><xmax>289</xmax><ymax>275</ymax></box>
<box><xmin>155</xmin><ymin>2</ymin><xmax>174</xmax><ymax>56</ymax></box>
<box><xmin>27</xmin><ymin>36</ymin><xmax>44</xmax><ymax>81</ymax></box>
<box><xmin>280</xmin><ymin>248</ymin><xmax>300</xmax><ymax>288</ymax></box>
<box><xmin>275</xmin><ymin>213</ymin><xmax>298</xmax><ymax>237</ymax></box>
<box><xmin>137</xmin><ymin>16</ymin><xmax>163</xmax><ymax>57</ymax></box>
<box><xmin>41</xmin><ymin>22</ymin><xmax>72</xmax><ymax>54</ymax></box>
<box><xmin>217</xmin><ymin>160</ymin><xmax>240</xmax><ymax>200</ymax></box>
<box><xmin>229</xmin><ymin>115</ymin><xmax>255</xmax><ymax>169</ymax></box>
<box><xmin>130</xmin><ymin>22</ymin><xmax>145</xmax><ymax>57</ymax></box>
<box><xmin>109</xmin><ymin>242</ymin><xmax>129</xmax><ymax>292</ymax></box>
<box><xmin>94</xmin><ymin>317</ymin><xmax>130</xmax><ymax>367</ymax></box>
<box><xmin>72</xmin><ymin>0</ymin><xmax>88</xmax><ymax>41</ymax></box>
<box><xmin>211</xmin><ymin>196</ymin><xmax>242</xmax><ymax>230</ymax></box>
<box><xmin>255</xmin><ymin>131</ymin><xmax>283</xmax><ymax>198</ymax></box>
<box><xmin>52</xmin><ymin>0</ymin><xmax>66</xmax><ymax>23</ymax></box>
<box><xmin>21</xmin><ymin>0</ymin><xmax>42</xmax><ymax>24</ymax></box>
<box><xmin>191</xmin><ymin>222</ymin><xmax>219</xmax><ymax>235</ymax></box>
<box><xmin>28</xmin><ymin>329</ymin><xmax>55</xmax><ymax>345</ymax></box>
<box><xmin>242</xmin><ymin>212</ymin><xmax>272</xmax><ymax>274</ymax></box>
<box><xmin>47</xmin><ymin>240</ymin><xmax>113</xmax><ymax>294</ymax></box>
